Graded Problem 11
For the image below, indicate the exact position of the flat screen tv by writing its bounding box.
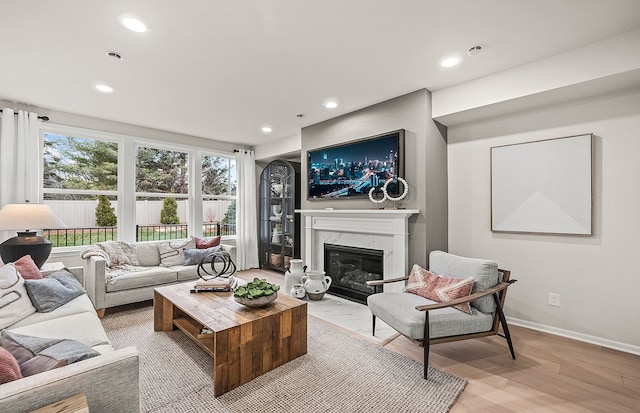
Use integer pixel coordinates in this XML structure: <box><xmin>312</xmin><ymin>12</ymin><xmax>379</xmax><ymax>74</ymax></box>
<box><xmin>307</xmin><ymin>129</ymin><xmax>405</xmax><ymax>200</ymax></box>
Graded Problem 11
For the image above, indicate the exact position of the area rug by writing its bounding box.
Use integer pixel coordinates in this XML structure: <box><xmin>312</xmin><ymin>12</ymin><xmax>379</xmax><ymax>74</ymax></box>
<box><xmin>102</xmin><ymin>306</ymin><xmax>467</xmax><ymax>413</ymax></box>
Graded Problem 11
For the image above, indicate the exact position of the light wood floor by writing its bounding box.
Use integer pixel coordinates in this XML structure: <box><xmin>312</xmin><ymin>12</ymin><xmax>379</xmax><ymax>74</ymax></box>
<box><xmin>241</xmin><ymin>269</ymin><xmax>640</xmax><ymax>412</ymax></box>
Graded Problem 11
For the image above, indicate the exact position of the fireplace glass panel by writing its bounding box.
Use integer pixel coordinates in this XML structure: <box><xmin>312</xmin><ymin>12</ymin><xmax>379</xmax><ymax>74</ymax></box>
<box><xmin>324</xmin><ymin>243</ymin><xmax>383</xmax><ymax>304</ymax></box>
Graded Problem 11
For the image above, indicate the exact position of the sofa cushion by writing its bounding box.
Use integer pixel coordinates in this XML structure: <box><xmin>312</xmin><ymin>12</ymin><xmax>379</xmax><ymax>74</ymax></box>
<box><xmin>8</xmin><ymin>295</ymin><xmax>95</xmax><ymax>329</ymax></box>
<box><xmin>0</xmin><ymin>263</ymin><xmax>36</xmax><ymax>329</ymax></box>
<box><xmin>172</xmin><ymin>266</ymin><xmax>200</xmax><ymax>282</ymax></box>
<box><xmin>136</xmin><ymin>243</ymin><xmax>161</xmax><ymax>267</ymax></box>
<box><xmin>106</xmin><ymin>267</ymin><xmax>177</xmax><ymax>292</ymax></box>
<box><xmin>13</xmin><ymin>255</ymin><xmax>42</xmax><ymax>280</ymax></box>
<box><xmin>0</xmin><ymin>331</ymin><xmax>99</xmax><ymax>378</ymax></box>
<box><xmin>404</xmin><ymin>264</ymin><xmax>475</xmax><ymax>314</ymax></box>
<box><xmin>367</xmin><ymin>292</ymin><xmax>494</xmax><ymax>340</ymax></box>
<box><xmin>183</xmin><ymin>246</ymin><xmax>221</xmax><ymax>266</ymax></box>
<box><xmin>0</xmin><ymin>347</ymin><xmax>22</xmax><ymax>384</ymax></box>
<box><xmin>195</xmin><ymin>236</ymin><xmax>220</xmax><ymax>249</ymax></box>
<box><xmin>429</xmin><ymin>250</ymin><xmax>499</xmax><ymax>314</ymax></box>
<box><xmin>6</xmin><ymin>312</ymin><xmax>111</xmax><ymax>350</ymax></box>
<box><xmin>158</xmin><ymin>238</ymin><xmax>195</xmax><ymax>267</ymax></box>
<box><xmin>24</xmin><ymin>269</ymin><xmax>86</xmax><ymax>313</ymax></box>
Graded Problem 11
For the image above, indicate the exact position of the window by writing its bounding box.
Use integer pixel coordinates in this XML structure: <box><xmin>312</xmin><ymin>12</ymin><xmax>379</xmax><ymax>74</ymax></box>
<box><xmin>39</xmin><ymin>125</ymin><xmax>238</xmax><ymax>249</ymax></box>
<box><xmin>135</xmin><ymin>146</ymin><xmax>189</xmax><ymax>241</ymax></box>
<box><xmin>42</xmin><ymin>132</ymin><xmax>119</xmax><ymax>246</ymax></box>
<box><xmin>202</xmin><ymin>154</ymin><xmax>236</xmax><ymax>237</ymax></box>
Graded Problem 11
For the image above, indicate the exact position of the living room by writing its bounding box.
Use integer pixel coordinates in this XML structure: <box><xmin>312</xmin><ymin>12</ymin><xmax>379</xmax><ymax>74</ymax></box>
<box><xmin>1</xmin><ymin>1</ymin><xmax>639</xmax><ymax>412</ymax></box>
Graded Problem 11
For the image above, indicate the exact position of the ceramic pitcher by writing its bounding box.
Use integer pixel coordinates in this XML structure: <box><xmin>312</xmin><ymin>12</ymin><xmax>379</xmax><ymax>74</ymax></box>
<box><xmin>284</xmin><ymin>259</ymin><xmax>306</xmax><ymax>296</ymax></box>
<box><xmin>300</xmin><ymin>270</ymin><xmax>332</xmax><ymax>294</ymax></box>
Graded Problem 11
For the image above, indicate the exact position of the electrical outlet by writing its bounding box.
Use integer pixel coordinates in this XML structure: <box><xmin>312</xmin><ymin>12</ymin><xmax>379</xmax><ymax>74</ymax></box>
<box><xmin>548</xmin><ymin>293</ymin><xmax>560</xmax><ymax>307</ymax></box>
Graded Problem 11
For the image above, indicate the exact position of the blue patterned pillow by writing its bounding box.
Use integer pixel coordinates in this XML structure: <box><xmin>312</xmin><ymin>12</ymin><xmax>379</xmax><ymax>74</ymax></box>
<box><xmin>183</xmin><ymin>246</ymin><xmax>222</xmax><ymax>266</ymax></box>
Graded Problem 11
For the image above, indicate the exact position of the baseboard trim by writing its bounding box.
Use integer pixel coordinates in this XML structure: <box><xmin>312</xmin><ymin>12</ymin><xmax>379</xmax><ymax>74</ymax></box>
<box><xmin>507</xmin><ymin>316</ymin><xmax>640</xmax><ymax>356</ymax></box>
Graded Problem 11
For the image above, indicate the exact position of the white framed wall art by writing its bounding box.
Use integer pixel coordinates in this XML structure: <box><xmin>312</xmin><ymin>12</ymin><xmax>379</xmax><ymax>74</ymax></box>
<box><xmin>491</xmin><ymin>134</ymin><xmax>593</xmax><ymax>235</ymax></box>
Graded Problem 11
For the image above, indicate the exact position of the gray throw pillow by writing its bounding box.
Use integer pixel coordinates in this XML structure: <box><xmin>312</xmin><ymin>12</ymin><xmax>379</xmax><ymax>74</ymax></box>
<box><xmin>24</xmin><ymin>269</ymin><xmax>86</xmax><ymax>313</ymax></box>
<box><xmin>183</xmin><ymin>246</ymin><xmax>222</xmax><ymax>266</ymax></box>
<box><xmin>0</xmin><ymin>331</ymin><xmax>99</xmax><ymax>377</ymax></box>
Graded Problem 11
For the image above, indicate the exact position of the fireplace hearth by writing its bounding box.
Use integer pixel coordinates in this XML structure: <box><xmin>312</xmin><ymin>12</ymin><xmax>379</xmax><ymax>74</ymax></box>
<box><xmin>324</xmin><ymin>243</ymin><xmax>383</xmax><ymax>304</ymax></box>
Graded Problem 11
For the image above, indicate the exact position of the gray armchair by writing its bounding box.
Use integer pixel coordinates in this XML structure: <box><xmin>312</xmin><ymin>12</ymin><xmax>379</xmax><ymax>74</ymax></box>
<box><xmin>366</xmin><ymin>250</ymin><xmax>516</xmax><ymax>378</ymax></box>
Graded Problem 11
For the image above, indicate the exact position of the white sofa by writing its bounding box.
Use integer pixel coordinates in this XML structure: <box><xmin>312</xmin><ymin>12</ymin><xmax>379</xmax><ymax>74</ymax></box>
<box><xmin>0</xmin><ymin>266</ymin><xmax>140</xmax><ymax>413</ymax></box>
<box><xmin>84</xmin><ymin>239</ymin><xmax>237</xmax><ymax>316</ymax></box>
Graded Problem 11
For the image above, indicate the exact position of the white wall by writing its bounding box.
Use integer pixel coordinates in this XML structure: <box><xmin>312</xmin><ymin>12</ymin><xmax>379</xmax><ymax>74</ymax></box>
<box><xmin>447</xmin><ymin>89</ymin><xmax>640</xmax><ymax>353</ymax></box>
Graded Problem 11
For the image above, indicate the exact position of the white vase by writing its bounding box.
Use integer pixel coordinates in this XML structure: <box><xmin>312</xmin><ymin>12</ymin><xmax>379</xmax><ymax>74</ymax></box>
<box><xmin>283</xmin><ymin>259</ymin><xmax>306</xmax><ymax>296</ymax></box>
<box><xmin>300</xmin><ymin>270</ymin><xmax>332</xmax><ymax>300</ymax></box>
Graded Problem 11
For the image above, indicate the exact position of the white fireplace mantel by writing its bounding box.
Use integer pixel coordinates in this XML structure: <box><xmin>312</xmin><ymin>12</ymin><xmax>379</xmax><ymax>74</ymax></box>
<box><xmin>295</xmin><ymin>209</ymin><xmax>419</xmax><ymax>292</ymax></box>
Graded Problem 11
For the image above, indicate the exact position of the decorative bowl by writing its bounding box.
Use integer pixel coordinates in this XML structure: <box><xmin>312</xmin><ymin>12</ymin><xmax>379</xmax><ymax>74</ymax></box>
<box><xmin>234</xmin><ymin>293</ymin><xmax>277</xmax><ymax>308</ymax></box>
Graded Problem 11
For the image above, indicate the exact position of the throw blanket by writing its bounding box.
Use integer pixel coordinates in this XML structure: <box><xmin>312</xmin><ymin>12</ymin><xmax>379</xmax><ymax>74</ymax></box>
<box><xmin>80</xmin><ymin>241</ymin><xmax>148</xmax><ymax>283</ymax></box>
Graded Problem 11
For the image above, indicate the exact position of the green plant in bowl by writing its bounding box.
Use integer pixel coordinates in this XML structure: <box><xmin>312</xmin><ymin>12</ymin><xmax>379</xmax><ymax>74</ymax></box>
<box><xmin>233</xmin><ymin>278</ymin><xmax>280</xmax><ymax>307</ymax></box>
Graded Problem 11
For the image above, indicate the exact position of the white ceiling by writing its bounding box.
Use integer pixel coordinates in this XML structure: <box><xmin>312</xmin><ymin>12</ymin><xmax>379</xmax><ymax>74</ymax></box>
<box><xmin>1</xmin><ymin>0</ymin><xmax>639</xmax><ymax>146</ymax></box>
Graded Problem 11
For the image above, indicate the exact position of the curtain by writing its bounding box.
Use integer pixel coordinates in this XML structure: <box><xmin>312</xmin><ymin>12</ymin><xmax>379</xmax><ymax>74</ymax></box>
<box><xmin>235</xmin><ymin>149</ymin><xmax>259</xmax><ymax>270</ymax></box>
<box><xmin>0</xmin><ymin>108</ymin><xmax>41</xmax><ymax>206</ymax></box>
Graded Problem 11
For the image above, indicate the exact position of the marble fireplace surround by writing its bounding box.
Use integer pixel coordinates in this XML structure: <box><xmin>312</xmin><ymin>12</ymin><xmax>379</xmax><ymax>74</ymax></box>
<box><xmin>296</xmin><ymin>209</ymin><xmax>419</xmax><ymax>293</ymax></box>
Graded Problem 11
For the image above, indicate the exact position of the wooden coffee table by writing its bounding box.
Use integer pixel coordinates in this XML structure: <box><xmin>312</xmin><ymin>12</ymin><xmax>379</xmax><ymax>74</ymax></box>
<box><xmin>153</xmin><ymin>282</ymin><xmax>307</xmax><ymax>396</ymax></box>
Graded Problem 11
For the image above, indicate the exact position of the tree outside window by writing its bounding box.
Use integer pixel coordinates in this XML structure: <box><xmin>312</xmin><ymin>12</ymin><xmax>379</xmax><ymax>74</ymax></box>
<box><xmin>202</xmin><ymin>154</ymin><xmax>236</xmax><ymax>236</ymax></box>
<box><xmin>42</xmin><ymin>133</ymin><xmax>119</xmax><ymax>246</ymax></box>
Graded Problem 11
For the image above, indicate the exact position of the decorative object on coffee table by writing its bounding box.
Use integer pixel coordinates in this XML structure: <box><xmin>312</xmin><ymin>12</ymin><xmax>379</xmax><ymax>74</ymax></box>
<box><xmin>233</xmin><ymin>278</ymin><xmax>280</xmax><ymax>307</ymax></box>
<box><xmin>196</xmin><ymin>250</ymin><xmax>236</xmax><ymax>280</ymax></box>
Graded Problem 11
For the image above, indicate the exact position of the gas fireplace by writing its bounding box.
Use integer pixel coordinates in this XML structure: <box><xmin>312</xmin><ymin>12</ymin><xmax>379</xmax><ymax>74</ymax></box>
<box><xmin>324</xmin><ymin>243</ymin><xmax>383</xmax><ymax>304</ymax></box>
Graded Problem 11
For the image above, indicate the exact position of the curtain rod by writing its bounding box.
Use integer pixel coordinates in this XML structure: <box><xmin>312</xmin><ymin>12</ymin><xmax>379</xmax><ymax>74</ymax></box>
<box><xmin>0</xmin><ymin>108</ymin><xmax>49</xmax><ymax>122</ymax></box>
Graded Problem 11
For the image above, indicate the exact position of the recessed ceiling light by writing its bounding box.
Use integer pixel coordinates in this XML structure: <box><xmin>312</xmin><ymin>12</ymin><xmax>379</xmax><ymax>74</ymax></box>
<box><xmin>440</xmin><ymin>57</ymin><xmax>460</xmax><ymax>68</ymax></box>
<box><xmin>95</xmin><ymin>84</ymin><xmax>114</xmax><ymax>93</ymax></box>
<box><xmin>261</xmin><ymin>126</ymin><xmax>273</xmax><ymax>133</ymax></box>
<box><xmin>122</xmin><ymin>17</ymin><xmax>147</xmax><ymax>33</ymax></box>
<box><xmin>324</xmin><ymin>101</ymin><xmax>338</xmax><ymax>109</ymax></box>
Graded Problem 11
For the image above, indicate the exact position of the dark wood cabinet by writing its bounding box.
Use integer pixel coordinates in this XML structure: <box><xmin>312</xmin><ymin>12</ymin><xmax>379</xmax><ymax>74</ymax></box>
<box><xmin>259</xmin><ymin>160</ymin><xmax>300</xmax><ymax>271</ymax></box>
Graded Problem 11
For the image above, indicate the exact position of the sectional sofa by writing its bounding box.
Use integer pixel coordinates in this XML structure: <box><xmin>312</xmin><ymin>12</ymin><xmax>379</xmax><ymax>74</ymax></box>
<box><xmin>0</xmin><ymin>266</ymin><xmax>140</xmax><ymax>413</ymax></box>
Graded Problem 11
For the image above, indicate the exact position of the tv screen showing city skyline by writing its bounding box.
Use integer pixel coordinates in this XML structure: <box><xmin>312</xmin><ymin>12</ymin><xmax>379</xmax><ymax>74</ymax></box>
<box><xmin>307</xmin><ymin>130</ymin><xmax>404</xmax><ymax>199</ymax></box>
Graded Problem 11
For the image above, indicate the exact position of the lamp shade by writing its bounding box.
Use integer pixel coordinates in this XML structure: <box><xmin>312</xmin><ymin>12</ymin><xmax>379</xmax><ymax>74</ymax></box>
<box><xmin>0</xmin><ymin>203</ymin><xmax>66</xmax><ymax>268</ymax></box>
<box><xmin>0</xmin><ymin>203</ymin><xmax>66</xmax><ymax>231</ymax></box>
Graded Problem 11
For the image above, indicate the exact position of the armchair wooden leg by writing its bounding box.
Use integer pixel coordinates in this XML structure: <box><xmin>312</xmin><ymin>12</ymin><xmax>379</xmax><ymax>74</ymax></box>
<box><xmin>96</xmin><ymin>308</ymin><xmax>106</xmax><ymax>319</ymax></box>
<box><xmin>423</xmin><ymin>311</ymin><xmax>430</xmax><ymax>379</ymax></box>
<box><xmin>493</xmin><ymin>293</ymin><xmax>516</xmax><ymax>359</ymax></box>
<box><xmin>372</xmin><ymin>314</ymin><xmax>377</xmax><ymax>336</ymax></box>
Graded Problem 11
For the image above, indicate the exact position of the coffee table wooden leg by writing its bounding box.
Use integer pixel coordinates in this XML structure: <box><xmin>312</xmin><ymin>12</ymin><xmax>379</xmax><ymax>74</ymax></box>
<box><xmin>154</xmin><ymin>291</ymin><xmax>174</xmax><ymax>331</ymax></box>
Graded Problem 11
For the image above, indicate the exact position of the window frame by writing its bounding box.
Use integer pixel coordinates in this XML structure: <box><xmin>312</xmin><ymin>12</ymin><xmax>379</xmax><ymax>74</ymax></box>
<box><xmin>39</xmin><ymin>123</ymin><xmax>237</xmax><ymax>253</ymax></box>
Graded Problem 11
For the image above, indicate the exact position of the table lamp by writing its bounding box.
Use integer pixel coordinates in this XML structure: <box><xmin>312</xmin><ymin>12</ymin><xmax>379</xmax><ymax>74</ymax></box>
<box><xmin>0</xmin><ymin>203</ymin><xmax>66</xmax><ymax>268</ymax></box>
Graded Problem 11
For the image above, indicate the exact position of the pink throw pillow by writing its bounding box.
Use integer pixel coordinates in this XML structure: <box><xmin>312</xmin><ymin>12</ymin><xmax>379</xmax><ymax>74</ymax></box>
<box><xmin>404</xmin><ymin>264</ymin><xmax>475</xmax><ymax>314</ymax></box>
<box><xmin>195</xmin><ymin>236</ymin><xmax>220</xmax><ymax>249</ymax></box>
<box><xmin>0</xmin><ymin>347</ymin><xmax>22</xmax><ymax>384</ymax></box>
<box><xmin>14</xmin><ymin>255</ymin><xmax>42</xmax><ymax>280</ymax></box>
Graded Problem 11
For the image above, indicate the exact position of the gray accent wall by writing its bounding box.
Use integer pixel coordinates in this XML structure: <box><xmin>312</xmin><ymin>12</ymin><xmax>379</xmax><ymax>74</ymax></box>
<box><xmin>301</xmin><ymin>89</ymin><xmax>447</xmax><ymax>269</ymax></box>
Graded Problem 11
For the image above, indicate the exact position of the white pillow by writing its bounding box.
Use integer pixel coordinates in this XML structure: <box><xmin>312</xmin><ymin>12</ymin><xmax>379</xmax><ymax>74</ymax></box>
<box><xmin>158</xmin><ymin>237</ymin><xmax>195</xmax><ymax>267</ymax></box>
<box><xmin>0</xmin><ymin>263</ymin><xmax>36</xmax><ymax>329</ymax></box>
